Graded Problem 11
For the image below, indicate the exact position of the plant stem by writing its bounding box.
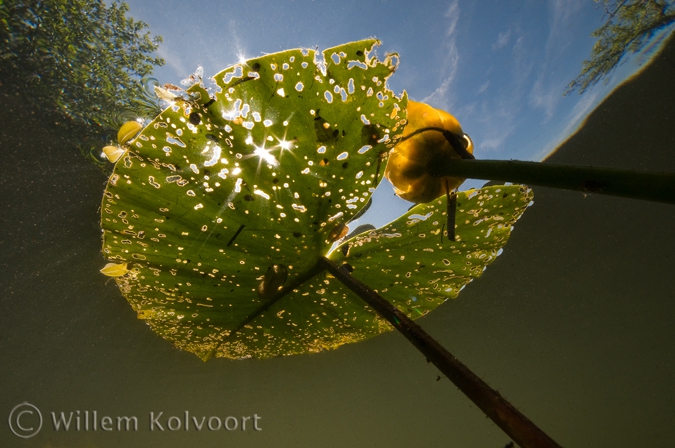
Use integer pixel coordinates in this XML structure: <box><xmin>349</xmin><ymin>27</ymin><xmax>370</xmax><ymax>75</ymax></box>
<box><xmin>319</xmin><ymin>256</ymin><xmax>562</xmax><ymax>448</ymax></box>
<box><xmin>430</xmin><ymin>158</ymin><xmax>675</xmax><ymax>205</ymax></box>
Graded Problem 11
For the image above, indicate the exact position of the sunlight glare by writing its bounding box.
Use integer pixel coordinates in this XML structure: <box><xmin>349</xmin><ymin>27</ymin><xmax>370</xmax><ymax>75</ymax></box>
<box><xmin>254</xmin><ymin>147</ymin><xmax>278</xmax><ymax>166</ymax></box>
<box><xmin>278</xmin><ymin>139</ymin><xmax>293</xmax><ymax>151</ymax></box>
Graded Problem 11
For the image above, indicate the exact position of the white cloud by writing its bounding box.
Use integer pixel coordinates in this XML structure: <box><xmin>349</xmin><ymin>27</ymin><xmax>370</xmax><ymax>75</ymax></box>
<box><xmin>492</xmin><ymin>30</ymin><xmax>511</xmax><ymax>51</ymax></box>
<box><xmin>547</xmin><ymin>0</ymin><xmax>584</xmax><ymax>54</ymax></box>
<box><xmin>460</xmin><ymin>29</ymin><xmax>533</xmax><ymax>156</ymax></box>
<box><xmin>470</xmin><ymin>55</ymin><xmax>533</xmax><ymax>153</ymax></box>
<box><xmin>421</xmin><ymin>61</ymin><xmax>457</xmax><ymax>110</ymax></box>
<box><xmin>529</xmin><ymin>78</ymin><xmax>559</xmax><ymax>120</ymax></box>
<box><xmin>444</xmin><ymin>0</ymin><xmax>460</xmax><ymax>37</ymax></box>
<box><xmin>528</xmin><ymin>0</ymin><xmax>585</xmax><ymax>122</ymax></box>
<box><xmin>156</xmin><ymin>45</ymin><xmax>189</xmax><ymax>78</ymax></box>
<box><xmin>421</xmin><ymin>0</ymin><xmax>460</xmax><ymax>110</ymax></box>
<box><xmin>479</xmin><ymin>132</ymin><xmax>512</xmax><ymax>150</ymax></box>
<box><xmin>475</xmin><ymin>101</ymin><xmax>517</xmax><ymax>152</ymax></box>
<box><xmin>510</xmin><ymin>34</ymin><xmax>534</xmax><ymax>81</ymax></box>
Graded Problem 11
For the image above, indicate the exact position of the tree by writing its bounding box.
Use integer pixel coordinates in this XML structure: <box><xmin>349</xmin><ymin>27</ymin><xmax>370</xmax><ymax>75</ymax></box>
<box><xmin>565</xmin><ymin>0</ymin><xmax>675</xmax><ymax>95</ymax></box>
<box><xmin>0</xmin><ymin>0</ymin><xmax>164</xmax><ymax>155</ymax></box>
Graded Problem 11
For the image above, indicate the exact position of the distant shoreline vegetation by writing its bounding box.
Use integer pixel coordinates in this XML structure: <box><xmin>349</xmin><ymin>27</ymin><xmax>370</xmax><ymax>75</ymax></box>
<box><xmin>566</xmin><ymin>0</ymin><xmax>675</xmax><ymax>95</ymax></box>
<box><xmin>0</xmin><ymin>0</ymin><xmax>164</xmax><ymax>165</ymax></box>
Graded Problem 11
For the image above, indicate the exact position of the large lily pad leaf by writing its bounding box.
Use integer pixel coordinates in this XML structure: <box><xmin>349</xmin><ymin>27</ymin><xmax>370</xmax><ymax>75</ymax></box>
<box><xmin>100</xmin><ymin>39</ymin><xmax>533</xmax><ymax>361</ymax></box>
<box><xmin>101</xmin><ymin>39</ymin><xmax>407</xmax><ymax>360</ymax></box>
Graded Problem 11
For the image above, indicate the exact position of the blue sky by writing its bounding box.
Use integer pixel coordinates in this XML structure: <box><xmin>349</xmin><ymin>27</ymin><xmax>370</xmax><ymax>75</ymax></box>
<box><xmin>124</xmin><ymin>0</ymin><xmax>666</xmax><ymax>227</ymax></box>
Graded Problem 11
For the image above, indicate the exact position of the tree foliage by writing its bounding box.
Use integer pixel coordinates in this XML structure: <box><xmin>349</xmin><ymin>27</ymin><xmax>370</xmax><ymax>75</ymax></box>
<box><xmin>0</xmin><ymin>0</ymin><xmax>163</xmax><ymax>145</ymax></box>
<box><xmin>566</xmin><ymin>0</ymin><xmax>675</xmax><ymax>94</ymax></box>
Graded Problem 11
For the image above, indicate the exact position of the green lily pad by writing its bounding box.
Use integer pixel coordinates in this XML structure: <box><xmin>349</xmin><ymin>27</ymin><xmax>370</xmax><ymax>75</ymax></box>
<box><xmin>100</xmin><ymin>39</ymin><xmax>533</xmax><ymax>361</ymax></box>
<box><xmin>101</xmin><ymin>39</ymin><xmax>407</xmax><ymax>360</ymax></box>
<box><xmin>329</xmin><ymin>185</ymin><xmax>534</xmax><ymax>319</ymax></box>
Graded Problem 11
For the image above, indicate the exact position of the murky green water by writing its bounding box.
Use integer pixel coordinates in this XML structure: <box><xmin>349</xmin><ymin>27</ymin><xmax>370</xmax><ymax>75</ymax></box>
<box><xmin>2</xmin><ymin>6</ymin><xmax>675</xmax><ymax>448</ymax></box>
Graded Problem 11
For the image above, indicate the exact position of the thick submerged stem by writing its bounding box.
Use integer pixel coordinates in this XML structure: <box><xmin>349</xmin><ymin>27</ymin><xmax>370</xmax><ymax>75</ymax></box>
<box><xmin>319</xmin><ymin>256</ymin><xmax>562</xmax><ymax>448</ymax></box>
<box><xmin>430</xmin><ymin>158</ymin><xmax>675</xmax><ymax>205</ymax></box>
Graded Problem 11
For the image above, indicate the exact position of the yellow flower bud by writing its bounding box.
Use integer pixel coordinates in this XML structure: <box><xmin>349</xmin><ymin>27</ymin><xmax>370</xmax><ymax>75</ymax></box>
<box><xmin>385</xmin><ymin>101</ymin><xmax>473</xmax><ymax>203</ymax></box>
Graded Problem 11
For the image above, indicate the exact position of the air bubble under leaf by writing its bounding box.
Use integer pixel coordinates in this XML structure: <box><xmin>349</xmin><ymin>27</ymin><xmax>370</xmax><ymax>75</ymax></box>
<box><xmin>101</xmin><ymin>39</ymin><xmax>408</xmax><ymax>360</ymax></box>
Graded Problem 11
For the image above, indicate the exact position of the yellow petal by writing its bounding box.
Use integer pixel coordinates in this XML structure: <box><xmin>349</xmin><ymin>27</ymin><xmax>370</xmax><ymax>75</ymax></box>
<box><xmin>100</xmin><ymin>262</ymin><xmax>129</xmax><ymax>277</ymax></box>
<box><xmin>154</xmin><ymin>85</ymin><xmax>178</xmax><ymax>102</ymax></box>
<box><xmin>117</xmin><ymin>121</ymin><xmax>143</xmax><ymax>145</ymax></box>
<box><xmin>102</xmin><ymin>145</ymin><xmax>126</xmax><ymax>163</ymax></box>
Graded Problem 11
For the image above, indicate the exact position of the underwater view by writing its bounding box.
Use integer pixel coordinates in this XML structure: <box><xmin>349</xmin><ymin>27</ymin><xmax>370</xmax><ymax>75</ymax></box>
<box><xmin>1</xmin><ymin>0</ymin><xmax>674</xmax><ymax>446</ymax></box>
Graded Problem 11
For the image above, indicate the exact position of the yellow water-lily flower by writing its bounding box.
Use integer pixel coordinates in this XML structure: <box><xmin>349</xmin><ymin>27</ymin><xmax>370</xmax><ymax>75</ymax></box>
<box><xmin>385</xmin><ymin>101</ymin><xmax>473</xmax><ymax>203</ymax></box>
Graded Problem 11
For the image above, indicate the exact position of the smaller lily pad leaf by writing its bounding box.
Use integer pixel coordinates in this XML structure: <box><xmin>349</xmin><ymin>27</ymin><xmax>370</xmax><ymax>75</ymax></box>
<box><xmin>329</xmin><ymin>185</ymin><xmax>534</xmax><ymax>320</ymax></box>
<box><xmin>218</xmin><ymin>185</ymin><xmax>533</xmax><ymax>359</ymax></box>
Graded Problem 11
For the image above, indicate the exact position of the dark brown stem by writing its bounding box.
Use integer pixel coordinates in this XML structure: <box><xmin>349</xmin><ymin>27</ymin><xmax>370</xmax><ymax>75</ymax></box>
<box><xmin>320</xmin><ymin>256</ymin><xmax>562</xmax><ymax>448</ymax></box>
